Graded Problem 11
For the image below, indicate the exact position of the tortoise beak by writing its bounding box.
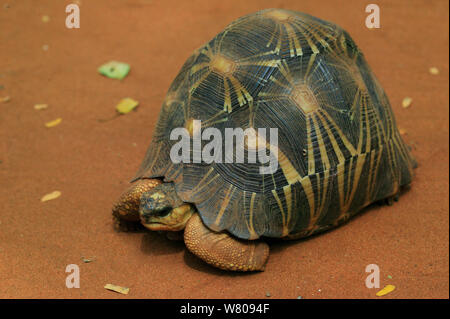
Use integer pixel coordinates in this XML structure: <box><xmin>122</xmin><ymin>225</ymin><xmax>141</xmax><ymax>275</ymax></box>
<box><xmin>140</xmin><ymin>206</ymin><xmax>172</xmax><ymax>223</ymax></box>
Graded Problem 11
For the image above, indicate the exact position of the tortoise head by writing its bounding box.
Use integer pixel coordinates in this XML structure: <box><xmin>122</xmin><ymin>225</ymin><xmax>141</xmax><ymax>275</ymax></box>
<box><xmin>139</xmin><ymin>183</ymin><xmax>194</xmax><ymax>231</ymax></box>
<box><xmin>112</xmin><ymin>179</ymin><xmax>195</xmax><ymax>232</ymax></box>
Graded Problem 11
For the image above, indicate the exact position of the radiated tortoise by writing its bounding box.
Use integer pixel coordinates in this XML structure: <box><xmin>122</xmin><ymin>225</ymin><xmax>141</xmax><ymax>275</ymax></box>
<box><xmin>112</xmin><ymin>9</ymin><xmax>416</xmax><ymax>272</ymax></box>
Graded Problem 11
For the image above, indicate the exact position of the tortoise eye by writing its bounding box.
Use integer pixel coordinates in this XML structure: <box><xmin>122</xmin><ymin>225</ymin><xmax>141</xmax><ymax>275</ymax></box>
<box><xmin>155</xmin><ymin>207</ymin><xmax>172</xmax><ymax>217</ymax></box>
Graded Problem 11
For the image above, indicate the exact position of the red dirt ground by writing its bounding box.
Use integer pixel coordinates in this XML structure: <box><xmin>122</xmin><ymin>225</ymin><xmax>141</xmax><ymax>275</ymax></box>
<box><xmin>0</xmin><ymin>0</ymin><xmax>448</xmax><ymax>299</ymax></box>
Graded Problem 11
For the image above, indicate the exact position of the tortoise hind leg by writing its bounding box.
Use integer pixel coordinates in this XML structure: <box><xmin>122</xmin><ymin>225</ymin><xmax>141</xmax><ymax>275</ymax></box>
<box><xmin>382</xmin><ymin>182</ymin><xmax>413</xmax><ymax>206</ymax></box>
<box><xmin>184</xmin><ymin>214</ymin><xmax>269</xmax><ymax>271</ymax></box>
<box><xmin>384</xmin><ymin>193</ymin><xmax>399</xmax><ymax>206</ymax></box>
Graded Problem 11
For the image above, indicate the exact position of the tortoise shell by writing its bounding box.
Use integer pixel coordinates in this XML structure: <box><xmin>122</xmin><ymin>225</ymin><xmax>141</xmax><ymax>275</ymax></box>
<box><xmin>134</xmin><ymin>9</ymin><xmax>415</xmax><ymax>240</ymax></box>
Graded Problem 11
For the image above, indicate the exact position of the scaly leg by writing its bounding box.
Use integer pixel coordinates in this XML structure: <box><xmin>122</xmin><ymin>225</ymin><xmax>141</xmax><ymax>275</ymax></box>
<box><xmin>112</xmin><ymin>179</ymin><xmax>162</xmax><ymax>231</ymax></box>
<box><xmin>184</xmin><ymin>214</ymin><xmax>269</xmax><ymax>271</ymax></box>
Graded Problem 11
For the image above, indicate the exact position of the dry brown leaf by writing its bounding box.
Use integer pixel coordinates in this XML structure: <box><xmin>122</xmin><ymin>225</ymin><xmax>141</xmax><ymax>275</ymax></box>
<box><xmin>41</xmin><ymin>191</ymin><xmax>61</xmax><ymax>202</ymax></box>
<box><xmin>34</xmin><ymin>104</ymin><xmax>48</xmax><ymax>110</ymax></box>
<box><xmin>45</xmin><ymin>118</ymin><xmax>62</xmax><ymax>128</ymax></box>
<box><xmin>429</xmin><ymin>67</ymin><xmax>439</xmax><ymax>75</ymax></box>
<box><xmin>81</xmin><ymin>256</ymin><xmax>96</xmax><ymax>263</ymax></box>
<box><xmin>116</xmin><ymin>98</ymin><xmax>139</xmax><ymax>114</ymax></box>
<box><xmin>0</xmin><ymin>96</ymin><xmax>11</xmax><ymax>103</ymax></box>
<box><xmin>402</xmin><ymin>97</ymin><xmax>412</xmax><ymax>108</ymax></box>
<box><xmin>104</xmin><ymin>284</ymin><xmax>130</xmax><ymax>295</ymax></box>
<box><xmin>376</xmin><ymin>284</ymin><xmax>395</xmax><ymax>297</ymax></box>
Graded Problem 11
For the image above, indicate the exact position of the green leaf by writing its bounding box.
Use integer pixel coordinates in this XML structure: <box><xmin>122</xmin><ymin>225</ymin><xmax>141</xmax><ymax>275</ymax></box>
<box><xmin>98</xmin><ymin>61</ymin><xmax>130</xmax><ymax>80</ymax></box>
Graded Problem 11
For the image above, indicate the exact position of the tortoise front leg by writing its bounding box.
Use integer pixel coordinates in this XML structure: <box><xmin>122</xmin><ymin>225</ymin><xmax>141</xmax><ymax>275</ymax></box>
<box><xmin>112</xmin><ymin>179</ymin><xmax>162</xmax><ymax>231</ymax></box>
<box><xmin>184</xmin><ymin>214</ymin><xmax>269</xmax><ymax>271</ymax></box>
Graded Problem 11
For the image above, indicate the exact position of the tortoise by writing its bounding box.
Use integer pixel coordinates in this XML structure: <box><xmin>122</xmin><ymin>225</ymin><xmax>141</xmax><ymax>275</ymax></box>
<box><xmin>112</xmin><ymin>9</ymin><xmax>416</xmax><ymax>271</ymax></box>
